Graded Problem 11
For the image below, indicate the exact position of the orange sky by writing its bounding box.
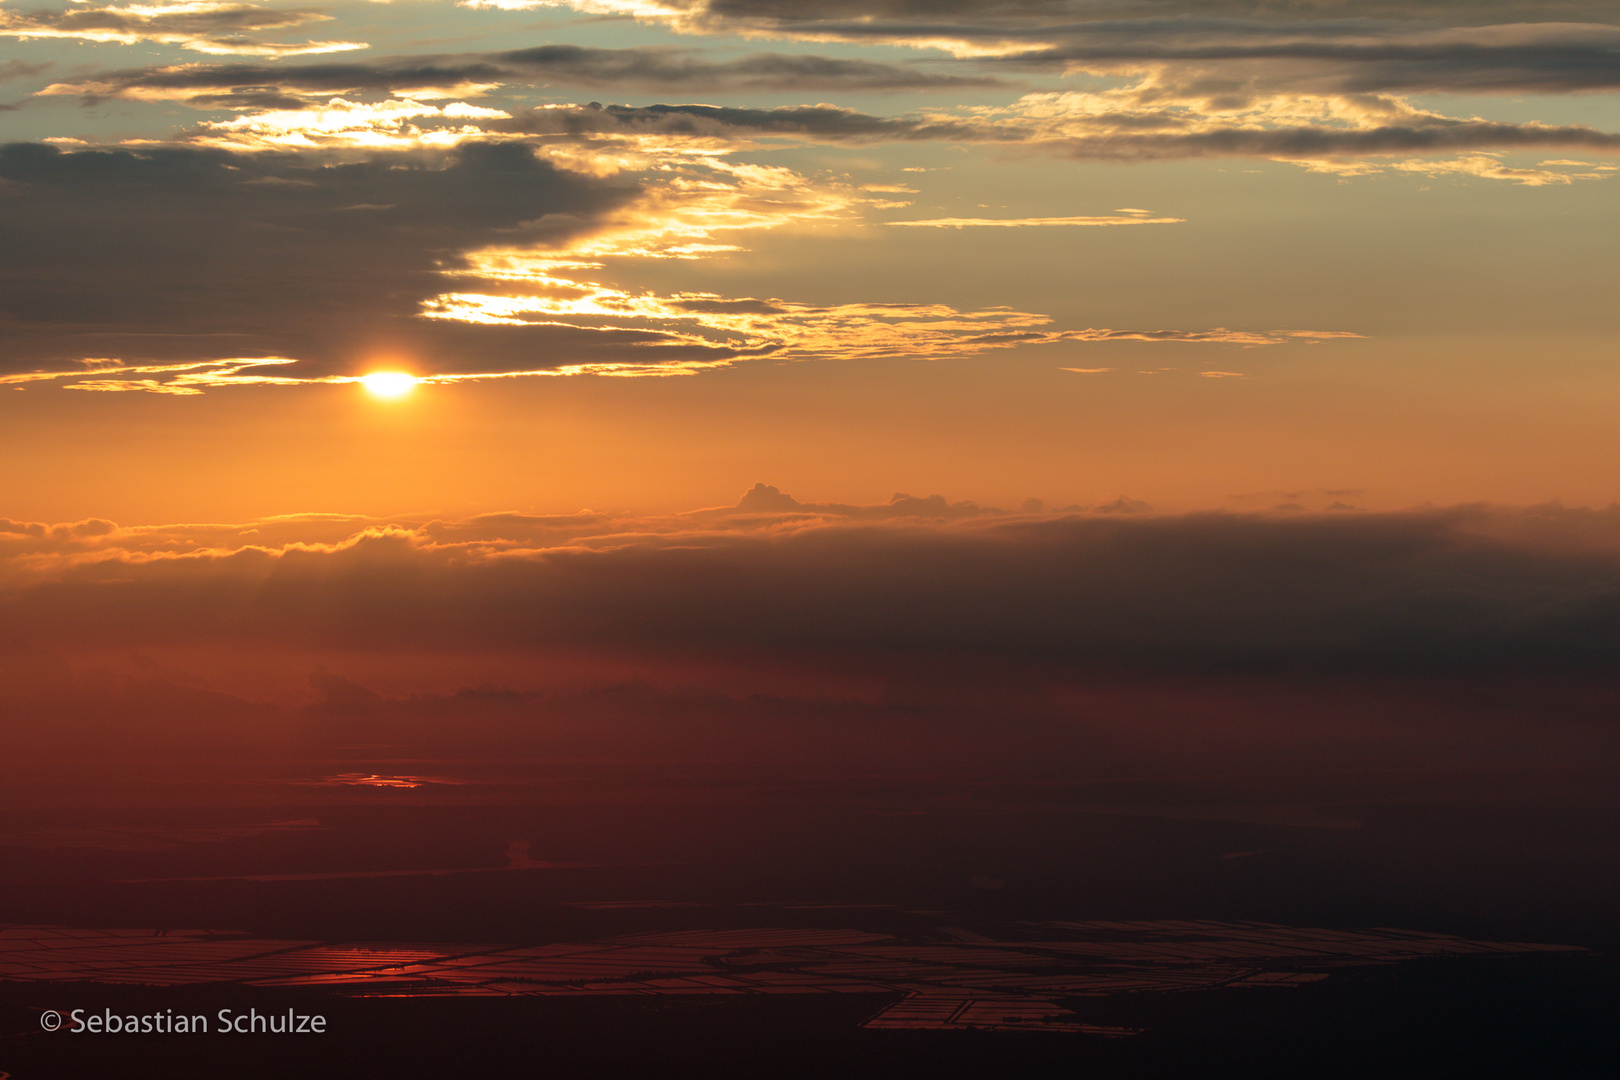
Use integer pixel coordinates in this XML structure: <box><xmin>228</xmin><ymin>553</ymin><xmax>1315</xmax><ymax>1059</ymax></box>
<box><xmin>4</xmin><ymin>0</ymin><xmax>1620</xmax><ymax>773</ymax></box>
<box><xmin>4</xmin><ymin>330</ymin><xmax>1618</xmax><ymax>524</ymax></box>
<box><xmin>2</xmin><ymin>2</ymin><xmax>1618</xmax><ymax>524</ymax></box>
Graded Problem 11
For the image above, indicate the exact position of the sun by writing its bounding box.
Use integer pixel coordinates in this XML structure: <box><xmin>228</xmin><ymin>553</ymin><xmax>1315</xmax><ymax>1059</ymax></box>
<box><xmin>360</xmin><ymin>372</ymin><xmax>418</xmax><ymax>398</ymax></box>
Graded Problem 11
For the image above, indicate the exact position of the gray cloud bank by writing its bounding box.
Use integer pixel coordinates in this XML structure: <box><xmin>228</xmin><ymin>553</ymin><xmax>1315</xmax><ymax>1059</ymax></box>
<box><xmin>49</xmin><ymin>22</ymin><xmax>1620</xmax><ymax>105</ymax></box>
<box><xmin>491</xmin><ymin>1</ymin><xmax>1620</xmax><ymax>96</ymax></box>
<box><xmin>500</xmin><ymin>102</ymin><xmax>1620</xmax><ymax>159</ymax></box>
<box><xmin>981</xmin><ymin>20</ymin><xmax>1620</xmax><ymax>96</ymax></box>
<box><xmin>7</xmin><ymin>496</ymin><xmax>1620</xmax><ymax>676</ymax></box>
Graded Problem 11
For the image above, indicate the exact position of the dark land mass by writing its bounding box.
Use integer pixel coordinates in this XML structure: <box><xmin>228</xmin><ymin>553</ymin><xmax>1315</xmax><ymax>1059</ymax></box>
<box><xmin>1</xmin><ymin>769</ymin><xmax>1616</xmax><ymax>1077</ymax></box>
<box><xmin>2</xmin><ymin>955</ymin><xmax>1615</xmax><ymax>1079</ymax></box>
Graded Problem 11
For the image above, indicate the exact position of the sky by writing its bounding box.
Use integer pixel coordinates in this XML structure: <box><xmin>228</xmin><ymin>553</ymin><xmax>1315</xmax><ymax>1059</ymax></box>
<box><xmin>3</xmin><ymin>0</ymin><xmax>1620</xmax><ymax>774</ymax></box>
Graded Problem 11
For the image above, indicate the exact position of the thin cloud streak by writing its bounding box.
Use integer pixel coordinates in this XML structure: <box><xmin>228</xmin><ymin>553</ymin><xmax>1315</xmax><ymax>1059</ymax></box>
<box><xmin>39</xmin><ymin>45</ymin><xmax>1006</xmax><ymax>106</ymax></box>
<box><xmin>464</xmin><ymin>0</ymin><xmax>1620</xmax><ymax>27</ymax></box>
<box><xmin>886</xmin><ymin>213</ymin><xmax>1184</xmax><ymax>226</ymax></box>
<box><xmin>492</xmin><ymin>99</ymin><xmax>1620</xmax><ymax>174</ymax></box>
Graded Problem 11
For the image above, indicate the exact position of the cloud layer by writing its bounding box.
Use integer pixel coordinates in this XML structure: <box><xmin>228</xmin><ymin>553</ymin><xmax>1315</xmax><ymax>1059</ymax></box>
<box><xmin>2</xmin><ymin>0</ymin><xmax>1614</xmax><ymax>391</ymax></box>
<box><xmin>470</xmin><ymin>0</ymin><xmax>1620</xmax><ymax>97</ymax></box>
<box><xmin>8</xmin><ymin>492</ymin><xmax>1620</xmax><ymax>777</ymax></box>
<box><xmin>9</xmin><ymin>493</ymin><xmax>1620</xmax><ymax>676</ymax></box>
<box><xmin>0</xmin><ymin>134</ymin><xmax>1355</xmax><ymax>390</ymax></box>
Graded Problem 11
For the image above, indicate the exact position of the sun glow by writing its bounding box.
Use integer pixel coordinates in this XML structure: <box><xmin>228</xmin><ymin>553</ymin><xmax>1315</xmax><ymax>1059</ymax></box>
<box><xmin>360</xmin><ymin>372</ymin><xmax>418</xmax><ymax>398</ymax></box>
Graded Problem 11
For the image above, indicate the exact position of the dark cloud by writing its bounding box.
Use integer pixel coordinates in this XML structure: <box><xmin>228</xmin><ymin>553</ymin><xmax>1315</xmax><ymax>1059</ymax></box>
<box><xmin>501</xmin><ymin>101</ymin><xmax>1620</xmax><ymax>161</ymax></box>
<box><xmin>494</xmin><ymin>44</ymin><xmax>1003</xmax><ymax>92</ymax></box>
<box><xmin>0</xmin><ymin>59</ymin><xmax>51</xmax><ymax>84</ymax></box>
<box><xmin>0</xmin><ymin>2</ymin><xmax>358</xmax><ymax>56</ymax></box>
<box><xmin>499</xmin><ymin>101</ymin><xmax>1005</xmax><ymax>142</ymax></box>
<box><xmin>50</xmin><ymin>21</ymin><xmax>1620</xmax><ymax>103</ymax></box>
<box><xmin>0</xmin><ymin>141</ymin><xmax>764</xmax><ymax>379</ymax></box>
<box><xmin>10</xmin><ymin>497</ymin><xmax>1620</xmax><ymax>779</ymax></box>
<box><xmin>47</xmin><ymin>45</ymin><xmax>1003</xmax><ymax>106</ymax></box>
<box><xmin>480</xmin><ymin>1</ymin><xmax>1620</xmax><ymax>98</ymax></box>
<box><xmin>1048</xmin><ymin>119</ymin><xmax>1620</xmax><ymax>159</ymax></box>
<box><xmin>8</xmin><ymin>499</ymin><xmax>1620</xmax><ymax>677</ymax></box>
<box><xmin>9</xmin><ymin>134</ymin><xmax>1244</xmax><ymax>388</ymax></box>
<box><xmin>980</xmin><ymin>21</ymin><xmax>1620</xmax><ymax>97</ymax></box>
<box><xmin>26</xmin><ymin>5</ymin><xmax>317</xmax><ymax>35</ymax></box>
<box><xmin>536</xmin><ymin>0</ymin><xmax>1620</xmax><ymax>25</ymax></box>
<box><xmin>545</xmin><ymin>13</ymin><xmax>1620</xmax><ymax>104</ymax></box>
